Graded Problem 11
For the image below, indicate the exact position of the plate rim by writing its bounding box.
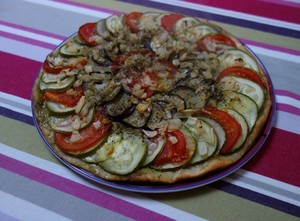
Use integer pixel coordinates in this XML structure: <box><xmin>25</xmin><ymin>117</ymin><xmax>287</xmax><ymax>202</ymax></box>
<box><xmin>31</xmin><ymin>31</ymin><xmax>276</xmax><ymax>193</ymax></box>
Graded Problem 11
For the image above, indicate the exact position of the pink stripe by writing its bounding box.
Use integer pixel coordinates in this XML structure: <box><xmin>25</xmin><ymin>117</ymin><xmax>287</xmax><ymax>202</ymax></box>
<box><xmin>240</xmin><ymin>38</ymin><xmax>300</xmax><ymax>56</ymax></box>
<box><xmin>277</xmin><ymin>103</ymin><xmax>300</xmax><ymax>116</ymax></box>
<box><xmin>0</xmin><ymin>31</ymin><xmax>57</xmax><ymax>50</ymax></box>
<box><xmin>52</xmin><ymin>0</ymin><xmax>120</xmax><ymax>15</ymax></box>
<box><xmin>260</xmin><ymin>0</ymin><xmax>300</xmax><ymax>8</ymax></box>
<box><xmin>0</xmin><ymin>20</ymin><xmax>65</xmax><ymax>40</ymax></box>
<box><xmin>0</xmin><ymin>52</ymin><xmax>42</xmax><ymax>100</ymax></box>
<box><xmin>243</xmin><ymin>128</ymin><xmax>300</xmax><ymax>187</ymax></box>
<box><xmin>276</xmin><ymin>90</ymin><xmax>300</xmax><ymax>101</ymax></box>
<box><xmin>0</xmin><ymin>154</ymin><xmax>174</xmax><ymax>221</ymax></box>
<box><xmin>184</xmin><ymin>0</ymin><xmax>300</xmax><ymax>24</ymax></box>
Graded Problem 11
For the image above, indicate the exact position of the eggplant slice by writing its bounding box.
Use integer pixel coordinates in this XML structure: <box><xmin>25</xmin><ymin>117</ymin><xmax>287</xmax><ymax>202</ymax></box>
<box><xmin>123</xmin><ymin>103</ymin><xmax>153</xmax><ymax>128</ymax></box>
<box><xmin>105</xmin><ymin>91</ymin><xmax>134</xmax><ymax>118</ymax></box>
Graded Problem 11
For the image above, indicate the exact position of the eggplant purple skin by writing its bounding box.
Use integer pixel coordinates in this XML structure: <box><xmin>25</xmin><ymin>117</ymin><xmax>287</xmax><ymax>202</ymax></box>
<box><xmin>105</xmin><ymin>91</ymin><xmax>134</xmax><ymax>118</ymax></box>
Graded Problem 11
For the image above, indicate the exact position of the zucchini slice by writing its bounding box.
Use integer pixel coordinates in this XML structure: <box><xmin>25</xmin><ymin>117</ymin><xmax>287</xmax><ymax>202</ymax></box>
<box><xmin>223</xmin><ymin>109</ymin><xmax>248</xmax><ymax>153</ymax></box>
<box><xmin>39</xmin><ymin>76</ymin><xmax>75</xmax><ymax>92</ymax></box>
<box><xmin>49</xmin><ymin>107</ymin><xmax>94</xmax><ymax>133</ymax></box>
<box><xmin>219</xmin><ymin>91</ymin><xmax>258</xmax><ymax>131</ymax></box>
<box><xmin>46</xmin><ymin>96</ymin><xmax>85</xmax><ymax>115</ymax></box>
<box><xmin>184</xmin><ymin>117</ymin><xmax>218</xmax><ymax>164</ymax></box>
<box><xmin>218</xmin><ymin>76</ymin><xmax>264</xmax><ymax>109</ymax></box>
<box><xmin>218</xmin><ymin>49</ymin><xmax>259</xmax><ymax>72</ymax></box>
<box><xmin>142</xmin><ymin>136</ymin><xmax>166</xmax><ymax>166</ymax></box>
<box><xmin>41</xmin><ymin>72</ymin><xmax>67</xmax><ymax>84</ymax></box>
<box><xmin>198</xmin><ymin>116</ymin><xmax>225</xmax><ymax>153</ymax></box>
<box><xmin>174</xmin><ymin>16</ymin><xmax>201</xmax><ymax>32</ymax></box>
<box><xmin>59</xmin><ymin>42</ymin><xmax>85</xmax><ymax>57</ymax></box>
<box><xmin>105</xmin><ymin>14</ymin><xmax>124</xmax><ymax>36</ymax></box>
<box><xmin>96</xmin><ymin>19</ymin><xmax>107</xmax><ymax>36</ymax></box>
<box><xmin>95</xmin><ymin>130</ymin><xmax>147</xmax><ymax>175</ymax></box>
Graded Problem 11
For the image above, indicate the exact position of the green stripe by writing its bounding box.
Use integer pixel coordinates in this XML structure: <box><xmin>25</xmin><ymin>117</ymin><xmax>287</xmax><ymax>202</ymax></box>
<box><xmin>0</xmin><ymin>116</ymin><xmax>58</xmax><ymax>163</ymax></box>
<box><xmin>144</xmin><ymin>188</ymin><xmax>299</xmax><ymax>221</ymax></box>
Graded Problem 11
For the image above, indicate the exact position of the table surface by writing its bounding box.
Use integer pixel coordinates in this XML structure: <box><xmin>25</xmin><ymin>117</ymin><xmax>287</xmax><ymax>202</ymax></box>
<box><xmin>1</xmin><ymin>0</ymin><xmax>300</xmax><ymax>220</ymax></box>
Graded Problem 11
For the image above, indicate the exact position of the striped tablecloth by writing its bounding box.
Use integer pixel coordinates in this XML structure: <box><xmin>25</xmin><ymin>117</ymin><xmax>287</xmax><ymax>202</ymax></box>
<box><xmin>1</xmin><ymin>0</ymin><xmax>299</xmax><ymax>220</ymax></box>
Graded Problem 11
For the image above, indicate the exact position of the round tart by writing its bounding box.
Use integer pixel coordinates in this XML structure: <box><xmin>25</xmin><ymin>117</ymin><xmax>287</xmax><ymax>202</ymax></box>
<box><xmin>32</xmin><ymin>12</ymin><xmax>273</xmax><ymax>184</ymax></box>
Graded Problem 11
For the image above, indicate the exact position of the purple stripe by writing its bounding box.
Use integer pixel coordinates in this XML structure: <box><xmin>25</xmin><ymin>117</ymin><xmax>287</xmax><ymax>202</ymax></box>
<box><xmin>277</xmin><ymin>103</ymin><xmax>300</xmax><ymax>116</ymax></box>
<box><xmin>0</xmin><ymin>31</ymin><xmax>56</xmax><ymax>50</ymax></box>
<box><xmin>0</xmin><ymin>20</ymin><xmax>65</xmax><ymax>40</ymax></box>
<box><xmin>261</xmin><ymin>0</ymin><xmax>300</xmax><ymax>8</ymax></box>
<box><xmin>0</xmin><ymin>154</ymin><xmax>174</xmax><ymax>221</ymax></box>
<box><xmin>240</xmin><ymin>38</ymin><xmax>300</xmax><ymax>56</ymax></box>
<box><xmin>0</xmin><ymin>106</ymin><xmax>33</xmax><ymax>126</ymax></box>
<box><xmin>211</xmin><ymin>180</ymin><xmax>300</xmax><ymax>217</ymax></box>
<box><xmin>276</xmin><ymin>90</ymin><xmax>300</xmax><ymax>101</ymax></box>
<box><xmin>52</xmin><ymin>0</ymin><xmax>120</xmax><ymax>15</ymax></box>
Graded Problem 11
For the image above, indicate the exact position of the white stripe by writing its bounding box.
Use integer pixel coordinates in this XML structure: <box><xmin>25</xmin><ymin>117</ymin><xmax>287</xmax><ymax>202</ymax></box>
<box><xmin>0</xmin><ymin>143</ymin><xmax>206</xmax><ymax>221</ymax></box>
<box><xmin>223</xmin><ymin>176</ymin><xmax>300</xmax><ymax>207</ymax></box>
<box><xmin>0</xmin><ymin>24</ymin><xmax>61</xmax><ymax>45</ymax></box>
<box><xmin>0</xmin><ymin>36</ymin><xmax>50</xmax><ymax>62</ymax></box>
<box><xmin>23</xmin><ymin>0</ymin><xmax>112</xmax><ymax>18</ymax></box>
<box><xmin>275</xmin><ymin>110</ymin><xmax>300</xmax><ymax>134</ymax></box>
<box><xmin>276</xmin><ymin>95</ymin><xmax>300</xmax><ymax>108</ymax></box>
<box><xmin>0</xmin><ymin>92</ymin><xmax>32</xmax><ymax>107</ymax></box>
<box><xmin>0</xmin><ymin>101</ymin><xmax>32</xmax><ymax>117</ymax></box>
<box><xmin>247</xmin><ymin>44</ymin><xmax>300</xmax><ymax>63</ymax></box>
<box><xmin>237</xmin><ymin>169</ymin><xmax>300</xmax><ymax>195</ymax></box>
<box><xmin>151</xmin><ymin>0</ymin><xmax>300</xmax><ymax>31</ymax></box>
<box><xmin>0</xmin><ymin>191</ymin><xmax>72</xmax><ymax>221</ymax></box>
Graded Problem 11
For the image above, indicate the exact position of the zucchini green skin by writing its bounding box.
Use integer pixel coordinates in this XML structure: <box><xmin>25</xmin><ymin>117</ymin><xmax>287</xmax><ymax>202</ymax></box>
<box><xmin>95</xmin><ymin>130</ymin><xmax>147</xmax><ymax>175</ymax></box>
<box><xmin>219</xmin><ymin>91</ymin><xmax>258</xmax><ymax>131</ymax></box>
<box><xmin>151</xmin><ymin>126</ymin><xmax>196</xmax><ymax>171</ymax></box>
<box><xmin>142</xmin><ymin>136</ymin><xmax>166</xmax><ymax>167</ymax></box>
<box><xmin>45</xmin><ymin>96</ymin><xmax>85</xmax><ymax>115</ymax></box>
<box><xmin>218</xmin><ymin>76</ymin><xmax>264</xmax><ymax>110</ymax></box>
<box><xmin>39</xmin><ymin>76</ymin><xmax>75</xmax><ymax>92</ymax></box>
<box><xmin>59</xmin><ymin>42</ymin><xmax>85</xmax><ymax>57</ymax></box>
<box><xmin>49</xmin><ymin>108</ymin><xmax>94</xmax><ymax>133</ymax></box>
<box><xmin>184</xmin><ymin>117</ymin><xmax>218</xmax><ymax>165</ymax></box>
<box><xmin>218</xmin><ymin>49</ymin><xmax>259</xmax><ymax>72</ymax></box>
<box><xmin>223</xmin><ymin>109</ymin><xmax>248</xmax><ymax>154</ymax></box>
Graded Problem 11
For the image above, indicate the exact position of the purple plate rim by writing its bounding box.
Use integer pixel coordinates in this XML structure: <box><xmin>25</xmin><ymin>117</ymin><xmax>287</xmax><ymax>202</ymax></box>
<box><xmin>31</xmin><ymin>33</ymin><xmax>276</xmax><ymax>193</ymax></box>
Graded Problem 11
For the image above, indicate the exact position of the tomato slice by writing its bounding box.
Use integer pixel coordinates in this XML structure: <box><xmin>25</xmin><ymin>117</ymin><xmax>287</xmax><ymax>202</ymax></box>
<box><xmin>111</xmin><ymin>50</ymin><xmax>154</xmax><ymax>73</ymax></box>
<box><xmin>128</xmin><ymin>71</ymin><xmax>159</xmax><ymax>98</ymax></box>
<box><xmin>43</xmin><ymin>58</ymin><xmax>87</xmax><ymax>74</ymax></box>
<box><xmin>125</xmin><ymin>12</ymin><xmax>143</xmax><ymax>33</ymax></box>
<box><xmin>78</xmin><ymin>22</ymin><xmax>98</xmax><ymax>46</ymax></box>
<box><xmin>216</xmin><ymin>66</ymin><xmax>267</xmax><ymax>89</ymax></box>
<box><xmin>43</xmin><ymin>60</ymin><xmax>63</xmax><ymax>74</ymax></box>
<box><xmin>159</xmin><ymin>60</ymin><xmax>178</xmax><ymax>77</ymax></box>
<box><xmin>42</xmin><ymin>86</ymin><xmax>84</xmax><ymax>107</ymax></box>
<box><xmin>160</xmin><ymin>14</ymin><xmax>184</xmax><ymax>32</ymax></box>
<box><xmin>154</xmin><ymin>130</ymin><xmax>188</xmax><ymax>166</ymax></box>
<box><xmin>54</xmin><ymin>112</ymin><xmax>111</xmax><ymax>154</ymax></box>
<box><xmin>200</xmin><ymin>106</ymin><xmax>242</xmax><ymax>155</ymax></box>
<box><xmin>197</xmin><ymin>34</ymin><xmax>236</xmax><ymax>52</ymax></box>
